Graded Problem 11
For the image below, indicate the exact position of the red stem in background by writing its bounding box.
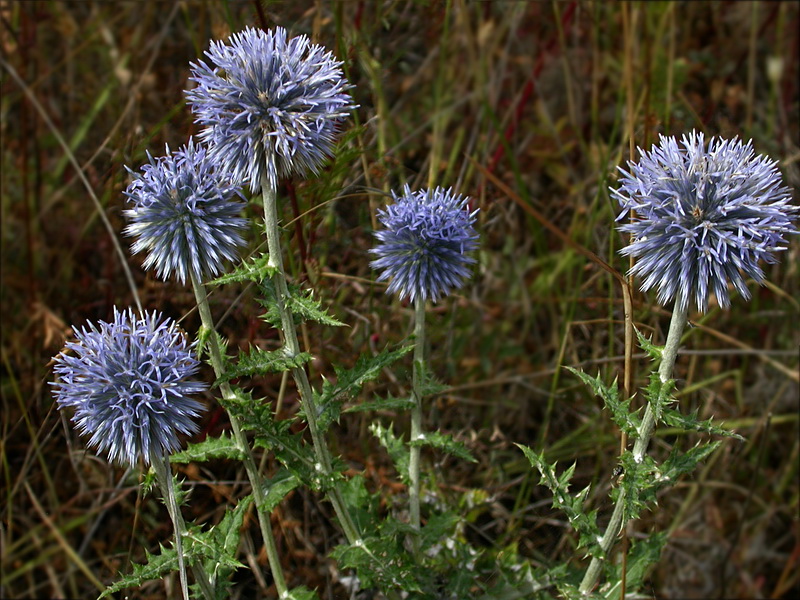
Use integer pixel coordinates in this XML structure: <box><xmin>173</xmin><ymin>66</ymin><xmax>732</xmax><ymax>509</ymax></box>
<box><xmin>484</xmin><ymin>1</ymin><xmax>576</xmax><ymax>183</ymax></box>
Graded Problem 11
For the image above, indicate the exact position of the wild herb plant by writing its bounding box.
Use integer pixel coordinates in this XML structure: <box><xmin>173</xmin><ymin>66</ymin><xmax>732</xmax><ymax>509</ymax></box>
<box><xmin>518</xmin><ymin>132</ymin><xmax>798</xmax><ymax>598</ymax></box>
<box><xmin>47</xmin><ymin>21</ymin><xmax>799</xmax><ymax>600</ymax></box>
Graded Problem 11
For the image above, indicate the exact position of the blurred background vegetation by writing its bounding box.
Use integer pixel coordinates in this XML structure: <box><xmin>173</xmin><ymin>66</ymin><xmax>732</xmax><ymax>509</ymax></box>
<box><xmin>1</xmin><ymin>1</ymin><xmax>798</xmax><ymax>598</ymax></box>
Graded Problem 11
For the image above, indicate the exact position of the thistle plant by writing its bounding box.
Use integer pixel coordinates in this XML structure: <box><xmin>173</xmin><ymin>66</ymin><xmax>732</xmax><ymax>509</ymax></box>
<box><xmin>123</xmin><ymin>137</ymin><xmax>247</xmax><ymax>284</ymax></box>
<box><xmin>371</xmin><ymin>185</ymin><xmax>479</xmax><ymax>554</ymax></box>
<box><xmin>51</xmin><ymin>308</ymin><xmax>212</xmax><ymax>600</ymax></box>
<box><xmin>571</xmin><ymin>132</ymin><xmax>798</xmax><ymax>595</ymax></box>
<box><xmin>124</xmin><ymin>139</ymin><xmax>291</xmax><ymax>596</ymax></box>
<box><xmin>186</xmin><ymin>25</ymin><xmax>363</xmax><ymax>550</ymax></box>
<box><xmin>186</xmin><ymin>26</ymin><xmax>355</xmax><ymax>193</ymax></box>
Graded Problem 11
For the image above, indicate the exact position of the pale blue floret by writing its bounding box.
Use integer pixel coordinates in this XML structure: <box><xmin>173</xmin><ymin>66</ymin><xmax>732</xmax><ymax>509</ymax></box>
<box><xmin>124</xmin><ymin>138</ymin><xmax>247</xmax><ymax>284</ymax></box>
<box><xmin>51</xmin><ymin>308</ymin><xmax>207</xmax><ymax>467</ymax></box>
<box><xmin>186</xmin><ymin>27</ymin><xmax>355</xmax><ymax>192</ymax></box>
<box><xmin>371</xmin><ymin>185</ymin><xmax>479</xmax><ymax>303</ymax></box>
<box><xmin>614</xmin><ymin>131</ymin><xmax>798</xmax><ymax>312</ymax></box>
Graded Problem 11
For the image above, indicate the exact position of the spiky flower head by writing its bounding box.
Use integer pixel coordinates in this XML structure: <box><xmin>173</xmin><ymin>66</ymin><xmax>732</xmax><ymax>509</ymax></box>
<box><xmin>371</xmin><ymin>185</ymin><xmax>479</xmax><ymax>303</ymax></box>
<box><xmin>51</xmin><ymin>308</ymin><xmax>207</xmax><ymax>467</ymax></box>
<box><xmin>186</xmin><ymin>26</ymin><xmax>355</xmax><ymax>192</ymax></box>
<box><xmin>124</xmin><ymin>138</ymin><xmax>248</xmax><ymax>284</ymax></box>
<box><xmin>614</xmin><ymin>131</ymin><xmax>797</xmax><ymax>312</ymax></box>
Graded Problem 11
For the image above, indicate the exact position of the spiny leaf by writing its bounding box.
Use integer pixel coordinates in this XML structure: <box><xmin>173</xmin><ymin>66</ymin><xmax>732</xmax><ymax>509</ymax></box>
<box><xmin>371</xmin><ymin>422</ymin><xmax>410</xmax><ymax>483</ymax></box>
<box><xmin>661</xmin><ymin>407</ymin><xmax>744</xmax><ymax>440</ymax></box>
<box><xmin>215</xmin><ymin>347</ymin><xmax>312</xmax><ymax>385</ymax></box>
<box><xmin>567</xmin><ymin>368</ymin><xmax>639</xmax><ymax>435</ymax></box>
<box><xmin>257</xmin><ymin>279</ymin><xmax>345</xmax><ymax>327</ymax></box>
<box><xmin>209</xmin><ymin>252</ymin><xmax>277</xmax><ymax>285</ymax></box>
<box><xmin>98</xmin><ymin>544</ymin><xmax>177</xmax><ymax>598</ymax></box>
<box><xmin>170</xmin><ymin>432</ymin><xmax>244</xmax><ymax>463</ymax></box>
<box><xmin>285</xmin><ymin>587</ymin><xmax>320</xmax><ymax>600</ymax></box>
<box><xmin>516</xmin><ymin>444</ymin><xmax>601</xmax><ymax>555</ymax></box>
<box><xmin>636</xmin><ymin>327</ymin><xmax>663</xmax><ymax>361</ymax></box>
<box><xmin>344</xmin><ymin>394</ymin><xmax>416</xmax><ymax>414</ymax></box>
<box><xmin>411</xmin><ymin>431</ymin><xmax>477</xmax><ymax>463</ymax></box>
<box><xmin>260</xmin><ymin>468</ymin><xmax>301</xmax><ymax>512</ymax></box>
<box><xmin>314</xmin><ymin>345</ymin><xmax>414</xmax><ymax>430</ymax></box>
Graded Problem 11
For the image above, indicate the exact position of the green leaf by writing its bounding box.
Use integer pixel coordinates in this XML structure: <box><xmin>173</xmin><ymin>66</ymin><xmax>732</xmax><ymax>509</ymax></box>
<box><xmin>658</xmin><ymin>441</ymin><xmax>722</xmax><ymax>484</ymax></box>
<box><xmin>635</xmin><ymin>327</ymin><xmax>663</xmax><ymax>361</ymax></box>
<box><xmin>170</xmin><ymin>432</ymin><xmax>244</xmax><ymax>464</ymax></box>
<box><xmin>567</xmin><ymin>368</ymin><xmax>639</xmax><ymax>435</ymax></box>
<box><xmin>371</xmin><ymin>422</ymin><xmax>410</xmax><ymax>483</ymax></box>
<box><xmin>257</xmin><ymin>279</ymin><xmax>345</xmax><ymax>327</ymax></box>
<box><xmin>215</xmin><ymin>347</ymin><xmax>312</xmax><ymax>385</ymax></box>
<box><xmin>420</xmin><ymin>511</ymin><xmax>459</xmax><ymax>551</ymax></box>
<box><xmin>285</xmin><ymin>587</ymin><xmax>319</xmax><ymax>600</ymax></box>
<box><xmin>602</xmin><ymin>532</ymin><xmax>668</xmax><ymax>598</ymax></box>
<box><xmin>411</xmin><ymin>431</ymin><xmax>477</xmax><ymax>463</ymax></box>
<box><xmin>344</xmin><ymin>394</ymin><xmax>416</xmax><ymax>414</ymax></box>
<box><xmin>261</xmin><ymin>468</ymin><xmax>301</xmax><ymax>512</ymax></box>
<box><xmin>516</xmin><ymin>444</ymin><xmax>601</xmax><ymax>555</ymax></box>
<box><xmin>209</xmin><ymin>253</ymin><xmax>277</xmax><ymax>285</ymax></box>
<box><xmin>315</xmin><ymin>345</ymin><xmax>414</xmax><ymax>431</ymax></box>
<box><xmin>222</xmin><ymin>388</ymin><xmax>320</xmax><ymax>489</ymax></box>
<box><xmin>99</xmin><ymin>544</ymin><xmax>178</xmax><ymax>598</ymax></box>
<box><xmin>661</xmin><ymin>407</ymin><xmax>744</xmax><ymax>440</ymax></box>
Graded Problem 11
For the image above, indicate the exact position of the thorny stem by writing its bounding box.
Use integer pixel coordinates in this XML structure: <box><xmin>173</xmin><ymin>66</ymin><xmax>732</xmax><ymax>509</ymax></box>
<box><xmin>259</xmin><ymin>173</ymin><xmax>362</xmax><ymax>546</ymax></box>
<box><xmin>149</xmin><ymin>450</ymin><xmax>213</xmax><ymax>600</ymax></box>
<box><xmin>578</xmin><ymin>296</ymin><xmax>689</xmax><ymax>595</ymax></box>
<box><xmin>190</xmin><ymin>271</ymin><xmax>289</xmax><ymax>598</ymax></box>
<box><xmin>408</xmin><ymin>296</ymin><xmax>426</xmax><ymax>557</ymax></box>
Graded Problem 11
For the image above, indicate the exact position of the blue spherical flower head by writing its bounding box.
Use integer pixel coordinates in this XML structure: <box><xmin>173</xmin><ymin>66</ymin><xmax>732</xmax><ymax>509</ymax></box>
<box><xmin>186</xmin><ymin>26</ymin><xmax>356</xmax><ymax>192</ymax></box>
<box><xmin>371</xmin><ymin>186</ymin><xmax>479</xmax><ymax>303</ymax></box>
<box><xmin>614</xmin><ymin>131</ymin><xmax>798</xmax><ymax>312</ymax></box>
<box><xmin>51</xmin><ymin>308</ymin><xmax>207</xmax><ymax>467</ymax></box>
<box><xmin>124</xmin><ymin>138</ymin><xmax>248</xmax><ymax>284</ymax></box>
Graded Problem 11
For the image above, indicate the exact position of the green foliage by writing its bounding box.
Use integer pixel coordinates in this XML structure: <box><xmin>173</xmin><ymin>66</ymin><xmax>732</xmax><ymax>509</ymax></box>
<box><xmin>601</xmin><ymin>533</ymin><xmax>668</xmax><ymax>598</ymax></box>
<box><xmin>344</xmin><ymin>394</ymin><xmax>416</xmax><ymax>414</ymax></box>
<box><xmin>193</xmin><ymin>498</ymin><xmax>251</xmax><ymax>599</ymax></box>
<box><xmin>257</xmin><ymin>278</ymin><xmax>345</xmax><ymax>327</ymax></box>
<box><xmin>371</xmin><ymin>421</ymin><xmax>410</xmax><ymax>483</ymax></box>
<box><xmin>635</xmin><ymin>327</ymin><xmax>663</xmax><ymax>361</ymax></box>
<box><xmin>195</xmin><ymin>326</ymin><xmax>230</xmax><ymax>364</ymax></box>
<box><xmin>223</xmin><ymin>387</ymin><xmax>332</xmax><ymax>491</ymax></box>
<box><xmin>209</xmin><ymin>252</ymin><xmax>278</xmax><ymax>285</ymax></box>
<box><xmin>314</xmin><ymin>345</ymin><xmax>414</xmax><ymax>430</ymax></box>
<box><xmin>170</xmin><ymin>432</ymin><xmax>244</xmax><ymax>463</ymax></box>
<box><xmin>411</xmin><ymin>430</ymin><xmax>477</xmax><ymax>463</ymax></box>
<box><xmin>566</xmin><ymin>368</ymin><xmax>640</xmax><ymax>435</ymax></box>
<box><xmin>661</xmin><ymin>406</ymin><xmax>744</xmax><ymax>440</ymax></box>
<box><xmin>99</xmin><ymin>543</ymin><xmax>179</xmax><ymax>598</ymax></box>
<box><xmin>516</xmin><ymin>444</ymin><xmax>601</xmax><ymax>556</ymax></box>
<box><xmin>214</xmin><ymin>346</ymin><xmax>312</xmax><ymax>385</ymax></box>
<box><xmin>261</xmin><ymin>468</ymin><xmax>302</xmax><ymax>512</ymax></box>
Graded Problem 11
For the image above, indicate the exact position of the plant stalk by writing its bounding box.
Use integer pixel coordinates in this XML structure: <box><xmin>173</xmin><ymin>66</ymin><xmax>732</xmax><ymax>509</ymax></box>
<box><xmin>578</xmin><ymin>297</ymin><xmax>689</xmax><ymax>594</ymax></box>
<box><xmin>408</xmin><ymin>296</ymin><xmax>426</xmax><ymax>555</ymax></box>
<box><xmin>259</xmin><ymin>173</ymin><xmax>361</xmax><ymax>546</ymax></box>
<box><xmin>149</xmin><ymin>450</ymin><xmax>213</xmax><ymax>600</ymax></box>
<box><xmin>190</xmin><ymin>271</ymin><xmax>288</xmax><ymax>597</ymax></box>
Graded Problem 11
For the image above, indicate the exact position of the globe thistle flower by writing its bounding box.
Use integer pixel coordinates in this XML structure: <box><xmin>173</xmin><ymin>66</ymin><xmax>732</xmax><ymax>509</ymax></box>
<box><xmin>186</xmin><ymin>26</ymin><xmax>355</xmax><ymax>192</ymax></box>
<box><xmin>614</xmin><ymin>131</ymin><xmax>798</xmax><ymax>312</ymax></box>
<box><xmin>124</xmin><ymin>138</ymin><xmax>248</xmax><ymax>284</ymax></box>
<box><xmin>371</xmin><ymin>185</ymin><xmax>479</xmax><ymax>303</ymax></box>
<box><xmin>51</xmin><ymin>308</ymin><xmax>207</xmax><ymax>467</ymax></box>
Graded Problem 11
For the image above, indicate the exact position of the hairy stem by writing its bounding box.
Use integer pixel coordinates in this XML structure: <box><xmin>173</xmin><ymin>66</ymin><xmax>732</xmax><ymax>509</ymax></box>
<box><xmin>190</xmin><ymin>271</ymin><xmax>288</xmax><ymax>597</ymax></box>
<box><xmin>149</xmin><ymin>451</ymin><xmax>213</xmax><ymax>600</ymax></box>
<box><xmin>408</xmin><ymin>296</ymin><xmax>426</xmax><ymax>556</ymax></box>
<box><xmin>260</xmin><ymin>173</ymin><xmax>361</xmax><ymax>546</ymax></box>
<box><xmin>578</xmin><ymin>297</ymin><xmax>689</xmax><ymax>594</ymax></box>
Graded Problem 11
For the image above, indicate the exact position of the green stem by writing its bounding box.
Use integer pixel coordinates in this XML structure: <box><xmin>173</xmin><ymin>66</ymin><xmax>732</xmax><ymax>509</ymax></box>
<box><xmin>578</xmin><ymin>297</ymin><xmax>689</xmax><ymax>594</ymax></box>
<box><xmin>259</xmin><ymin>174</ymin><xmax>361</xmax><ymax>546</ymax></box>
<box><xmin>189</xmin><ymin>271</ymin><xmax>288</xmax><ymax>598</ymax></box>
<box><xmin>149</xmin><ymin>450</ymin><xmax>213</xmax><ymax>600</ymax></box>
<box><xmin>408</xmin><ymin>296</ymin><xmax>426</xmax><ymax>555</ymax></box>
